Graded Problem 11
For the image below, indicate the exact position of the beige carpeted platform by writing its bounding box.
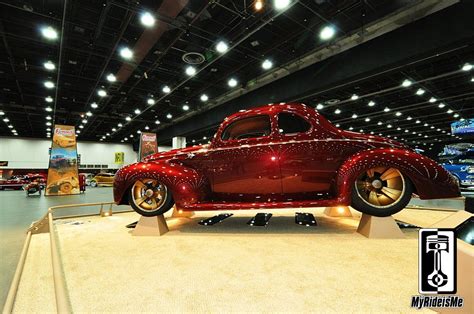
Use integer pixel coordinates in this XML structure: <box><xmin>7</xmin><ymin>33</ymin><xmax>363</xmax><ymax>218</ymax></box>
<box><xmin>13</xmin><ymin>207</ymin><xmax>450</xmax><ymax>313</ymax></box>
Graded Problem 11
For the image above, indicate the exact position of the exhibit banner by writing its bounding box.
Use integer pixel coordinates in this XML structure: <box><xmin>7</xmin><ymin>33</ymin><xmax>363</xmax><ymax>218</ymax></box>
<box><xmin>139</xmin><ymin>132</ymin><xmax>158</xmax><ymax>161</ymax></box>
<box><xmin>451</xmin><ymin>118</ymin><xmax>474</xmax><ymax>135</ymax></box>
<box><xmin>115</xmin><ymin>152</ymin><xmax>125</xmax><ymax>164</ymax></box>
<box><xmin>45</xmin><ymin>125</ymin><xmax>80</xmax><ymax>196</ymax></box>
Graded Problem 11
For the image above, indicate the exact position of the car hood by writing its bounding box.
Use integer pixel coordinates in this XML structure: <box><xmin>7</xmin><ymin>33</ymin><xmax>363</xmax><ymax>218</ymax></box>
<box><xmin>144</xmin><ymin>144</ymin><xmax>209</xmax><ymax>162</ymax></box>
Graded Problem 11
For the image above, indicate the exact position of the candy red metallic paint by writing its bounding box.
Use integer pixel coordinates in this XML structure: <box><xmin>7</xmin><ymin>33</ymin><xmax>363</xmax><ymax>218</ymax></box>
<box><xmin>114</xmin><ymin>103</ymin><xmax>460</xmax><ymax>213</ymax></box>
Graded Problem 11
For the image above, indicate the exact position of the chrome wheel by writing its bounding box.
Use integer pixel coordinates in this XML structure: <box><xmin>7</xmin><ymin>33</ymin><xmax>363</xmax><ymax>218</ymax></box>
<box><xmin>355</xmin><ymin>167</ymin><xmax>405</xmax><ymax>208</ymax></box>
<box><xmin>131</xmin><ymin>179</ymin><xmax>167</xmax><ymax>212</ymax></box>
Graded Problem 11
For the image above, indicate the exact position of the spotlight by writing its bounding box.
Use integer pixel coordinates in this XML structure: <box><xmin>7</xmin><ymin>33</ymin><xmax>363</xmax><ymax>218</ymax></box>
<box><xmin>91</xmin><ymin>102</ymin><xmax>98</xmax><ymax>109</ymax></box>
<box><xmin>106</xmin><ymin>73</ymin><xmax>116</xmax><ymax>82</ymax></box>
<box><xmin>147</xmin><ymin>98</ymin><xmax>155</xmax><ymax>105</ymax></box>
<box><xmin>262</xmin><ymin>59</ymin><xmax>273</xmax><ymax>70</ymax></box>
<box><xmin>126</xmin><ymin>116</ymin><xmax>132</xmax><ymax>121</ymax></box>
<box><xmin>166</xmin><ymin>113</ymin><xmax>172</xmax><ymax>119</ymax></box>
<box><xmin>273</xmin><ymin>0</ymin><xmax>291</xmax><ymax>10</ymax></box>
<box><xmin>45</xmin><ymin>107</ymin><xmax>52</xmax><ymax>112</ymax></box>
<box><xmin>200</xmin><ymin>94</ymin><xmax>209</xmax><ymax>102</ymax></box>
<box><xmin>383</xmin><ymin>107</ymin><xmax>390</xmax><ymax>112</ymax></box>
<box><xmin>438</xmin><ymin>103</ymin><xmax>445</xmax><ymax>108</ymax></box>
<box><xmin>82</xmin><ymin>119</ymin><xmax>88</xmax><ymax>124</ymax></box>
<box><xmin>319</xmin><ymin>25</ymin><xmax>336</xmax><ymax>40</ymax></box>
<box><xmin>395</xmin><ymin>112</ymin><xmax>402</xmax><ymax>116</ymax></box>
<box><xmin>350</xmin><ymin>94</ymin><xmax>359</xmax><ymax>100</ymax></box>
<box><xmin>120</xmin><ymin>47</ymin><xmax>133</xmax><ymax>59</ymax></box>
<box><xmin>368</xmin><ymin>101</ymin><xmax>375</xmax><ymax>107</ymax></box>
<box><xmin>44</xmin><ymin>81</ymin><xmax>55</xmax><ymax>89</ymax></box>
<box><xmin>316</xmin><ymin>104</ymin><xmax>324</xmax><ymax>110</ymax></box>
<box><xmin>46</xmin><ymin>115</ymin><xmax>51</xmax><ymax>120</ymax></box>
<box><xmin>134</xmin><ymin>109</ymin><xmax>141</xmax><ymax>115</ymax></box>
<box><xmin>215</xmin><ymin>41</ymin><xmax>229</xmax><ymax>54</ymax></box>
<box><xmin>97</xmin><ymin>89</ymin><xmax>107</xmax><ymax>97</ymax></box>
<box><xmin>140</xmin><ymin>12</ymin><xmax>156</xmax><ymax>27</ymax></box>
<box><xmin>185</xmin><ymin>66</ymin><xmax>196</xmax><ymax>76</ymax></box>
<box><xmin>182</xmin><ymin>105</ymin><xmax>190</xmax><ymax>111</ymax></box>
<box><xmin>86</xmin><ymin>111</ymin><xmax>92</xmax><ymax>117</ymax></box>
<box><xmin>0</xmin><ymin>111</ymin><xmax>4</xmax><ymax>116</ymax></box>
<box><xmin>155</xmin><ymin>120</ymin><xmax>160</xmax><ymax>125</ymax></box>
<box><xmin>118</xmin><ymin>123</ymin><xmax>123</xmax><ymax>127</ymax></box>
<box><xmin>46</xmin><ymin>122</ymin><xmax>51</xmax><ymax>126</ymax></box>
<box><xmin>162</xmin><ymin>85</ymin><xmax>171</xmax><ymax>93</ymax></box>
<box><xmin>41</xmin><ymin>26</ymin><xmax>58</xmax><ymax>40</ymax></box>
<box><xmin>429</xmin><ymin>97</ymin><xmax>437</xmax><ymax>103</ymax></box>
<box><xmin>334</xmin><ymin>109</ymin><xmax>341</xmax><ymax>114</ymax></box>
<box><xmin>254</xmin><ymin>0</ymin><xmax>264</xmax><ymax>11</ymax></box>
<box><xmin>145</xmin><ymin>126</ymin><xmax>149</xmax><ymax>130</ymax></box>
<box><xmin>45</xmin><ymin>96</ymin><xmax>53</xmax><ymax>102</ymax></box>
<box><xmin>351</xmin><ymin>114</ymin><xmax>358</xmax><ymax>119</ymax></box>
<box><xmin>228</xmin><ymin>78</ymin><xmax>238</xmax><ymax>87</ymax></box>
<box><xmin>415</xmin><ymin>88</ymin><xmax>425</xmax><ymax>95</ymax></box>
<box><xmin>462</xmin><ymin>63</ymin><xmax>472</xmax><ymax>71</ymax></box>
<box><xmin>401</xmin><ymin>79</ymin><xmax>412</xmax><ymax>87</ymax></box>
<box><xmin>43</xmin><ymin>61</ymin><xmax>55</xmax><ymax>70</ymax></box>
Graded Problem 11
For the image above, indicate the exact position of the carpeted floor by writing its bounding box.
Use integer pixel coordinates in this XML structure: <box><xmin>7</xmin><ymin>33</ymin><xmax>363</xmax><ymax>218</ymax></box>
<box><xmin>10</xmin><ymin>208</ymin><xmax>442</xmax><ymax>313</ymax></box>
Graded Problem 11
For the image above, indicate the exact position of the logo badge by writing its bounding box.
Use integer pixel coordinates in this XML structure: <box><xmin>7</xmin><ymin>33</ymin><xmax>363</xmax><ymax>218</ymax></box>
<box><xmin>419</xmin><ymin>229</ymin><xmax>456</xmax><ymax>294</ymax></box>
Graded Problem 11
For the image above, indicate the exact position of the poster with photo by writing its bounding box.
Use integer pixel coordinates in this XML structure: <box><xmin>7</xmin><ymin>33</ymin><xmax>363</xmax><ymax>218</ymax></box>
<box><xmin>139</xmin><ymin>132</ymin><xmax>158</xmax><ymax>161</ymax></box>
<box><xmin>45</xmin><ymin>125</ymin><xmax>80</xmax><ymax>196</ymax></box>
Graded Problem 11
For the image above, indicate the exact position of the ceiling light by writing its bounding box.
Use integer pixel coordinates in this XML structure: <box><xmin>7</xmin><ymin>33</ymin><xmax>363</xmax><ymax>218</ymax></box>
<box><xmin>401</xmin><ymin>79</ymin><xmax>412</xmax><ymax>87</ymax></box>
<box><xmin>254</xmin><ymin>0</ymin><xmax>264</xmax><ymax>10</ymax></box>
<box><xmin>76</xmin><ymin>130</ymin><xmax>81</xmax><ymax>134</ymax></box>
<box><xmin>453</xmin><ymin>113</ymin><xmax>460</xmax><ymax>118</ymax></box>
<box><xmin>319</xmin><ymin>25</ymin><xmax>336</xmax><ymax>40</ymax></box>
<box><xmin>86</xmin><ymin>111</ymin><xmax>92</xmax><ymax>117</ymax></box>
<box><xmin>387</xmin><ymin>124</ymin><xmax>392</xmax><ymax>128</ymax></box>
<box><xmin>334</xmin><ymin>109</ymin><xmax>341</xmax><ymax>114</ymax></box>
<box><xmin>368</xmin><ymin>101</ymin><xmax>375</xmax><ymax>107</ymax></box>
<box><xmin>129</xmin><ymin>134</ymin><xmax>134</xmax><ymax>138</ymax></box>
<box><xmin>364</xmin><ymin>118</ymin><xmax>370</xmax><ymax>122</ymax></box>
<box><xmin>145</xmin><ymin>126</ymin><xmax>150</xmax><ymax>130</ymax></box>
<box><xmin>106</xmin><ymin>133</ymin><xmax>111</xmax><ymax>136</ymax></box>
<box><xmin>124</xmin><ymin>138</ymin><xmax>128</xmax><ymax>141</ymax></box>
<box><xmin>262</xmin><ymin>59</ymin><xmax>273</xmax><ymax>70</ymax></box>
<box><xmin>166</xmin><ymin>113</ymin><xmax>172</xmax><ymax>119</ymax></box>
<box><xmin>215</xmin><ymin>41</ymin><xmax>229</xmax><ymax>54</ymax></box>
<box><xmin>316</xmin><ymin>104</ymin><xmax>324</xmax><ymax>110</ymax></box>
<box><xmin>97</xmin><ymin>89</ymin><xmax>107</xmax><ymax>97</ymax></box>
<box><xmin>120</xmin><ymin>47</ymin><xmax>133</xmax><ymax>60</ymax></box>
<box><xmin>395</xmin><ymin>111</ymin><xmax>402</xmax><ymax>116</ymax></box>
<box><xmin>8</xmin><ymin>125</ymin><xmax>13</xmax><ymax>128</ymax></box>
<box><xmin>377</xmin><ymin>121</ymin><xmax>383</xmax><ymax>126</ymax></box>
<box><xmin>82</xmin><ymin>119</ymin><xmax>88</xmax><ymax>124</ymax></box>
<box><xmin>162</xmin><ymin>85</ymin><xmax>171</xmax><ymax>93</ymax></box>
<box><xmin>79</xmin><ymin>125</ymin><xmax>84</xmax><ymax>129</ymax></box>
<box><xmin>43</xmin><ymin>61</ymin><xmax>55</xmax><ymax>70</ymax></box>
<box><xmin>447</xmin><ymin>109</ymin><xmax>453</xmax><ymax>114</ymax></box>
<box><xmin>274</xmin><ymin>0</ymin><xmax>291</xmax><ymax>10</ymax></box>
<box><xmin>415</xmin><ymin>88</ymin><xmax>425</xmax><ymax>95</ymax></box>
<box><xmin>383</xmin><ymin>107</ymin><xmax>390</xmax><ymax>112</ymax></box>
<box><xmin>134</xmin><ymin>109</ymin><xmax>141</xmax><ymax>115</ymax></box>
<box><xmin>350</xmin><ymin>94</ymin><xmax>359</xmax><ymax>100</ymax></box>
<box><xmin>416</xmin><ymin>120</ymin><xmax>421</xmax><ymax>123</ymax></box>
<box><xmin>118</xmin><ymin>123</ymin><xmax>123</xmax><ymax>127</ymax></box>
<box><xmin>185</xmin><ymin>66</ymin><xmax>196</xmax><ymax>76</ymax></box>
<box><xmin>140</xmin><ymin>12</ymin><xmax>156</xmax><ymax>27</ymax></box>
<box><xmin>228</xmin><ymin>78</ymin><xmax>238</xmax><ymax>87</ymax></box>
<box><xmin>41</xmin><ymin>26</ymin><xmax>58</xmax><ymax>40</ymax></box>
<box><xmin>112</xmin><ymin>128</ymin><xmax>117</xmax><ymax>132</ymax></box>
<box><xmin>182</xmin><ymin>105</ymin><xmax>190</xmax><ymax>111</ymax></box>
<box><xmin>438</xmin><ymin>103</ymin><xmax>445</xmax><ymax>108</ymax></box>
<box><xmin>471</xmin><ymin>77</ymin><xmax>474</xmax><ymax>82</ymax></box>
<box><xmin>44</xmin><ymin>81</ymin><xmax>55</xmax><ymax>89</ymax></box>
<box><xmin>45</xmin><ymin>107</ymin><xmax>52</xmax><ymax>112</ymax></box>
<box><xmin>136</xmin><ymin>130</ymin><xmax>141</xmax><ymax>134</ymax></box>
<box><xmin>45</xmin><ymin>96</ymin><xmax>53</xmax><ymax>103</ymax></box>
<box><xmin>429</xmin><ymin>97</ymin><xmax>437</xmax><ymax>103</ymax></box>
<box><xmin>91</xmin><ymin>102</ymin><xmax>98</xmax><ymax>109</ymax></box>
<box><xmin>200</xmin><ymin>94</ymin><xmax>209</xmax><ymax>102</ymax></box>
<box><xmin>461</xmin><ymin>63</ymin><xmax>472</xmax><ymax>71</ymax></box>
<box><xmin>3</xmin><ymin>118</ymin><xmax>9</xmax><ymax>122</ymax></box>
<box><xmin>147</xmin><ymin>98</ymin><xmax>155</xmax><ymax>105</ymax></box>
<box><xmin>46</xmin><ymin>122</ymin><xmax>51</xmax><ymax>126</ymax></box>
<box><xmin>47</xmin><ymin>128</ymin><xmax>51</xmax><ymax>131</ymax></box>
<box><xmin>106</xmin><ymin>73</ymin><xmax>116</xmax><ymax>82</ymax></box>
<box><xmin>0</xmin><ymin>111</ymin><xmax>4</xmax><ymax>115</ymax></box>
<box><xmin>155</xmin><ymin>120</ymin><xmax>160</xmax><ymax>125</ymax></box>
<box><xmin>46</xmin><ymin>115</ymin><xmax>51</xmax><ymax>120</ymax></box>
<box><xmin>351</xmin><ymin>114</ymin><xmax>358</xmax><ymax>119</ymax></box>
<box><xmin>126</xmin><ymin>116</ymin><xmax>132</xmax><ymax>121</ymax></box>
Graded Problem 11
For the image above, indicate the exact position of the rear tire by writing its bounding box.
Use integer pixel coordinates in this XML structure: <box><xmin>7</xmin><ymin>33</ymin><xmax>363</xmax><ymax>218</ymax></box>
<box><xmin>351</xmin><ymin>167</ymin><xmax>413</xmax><ymax>217</ymax></box>
<box><xmin>128</xmin><ymin>178</ymin><xmax>174</xmax><ymax>217</ymax></box>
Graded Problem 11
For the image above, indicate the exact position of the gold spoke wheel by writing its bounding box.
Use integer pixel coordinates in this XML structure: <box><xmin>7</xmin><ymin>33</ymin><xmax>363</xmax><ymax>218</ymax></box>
<box><xmin>131</xmin><ymin>179</ymin><xmax>167</xmax><ymax>212</ymax></box>
<box><xmin>355</xmin><ymin>167</ymin><xmax>405</xmax><ymax>208</ymax></box>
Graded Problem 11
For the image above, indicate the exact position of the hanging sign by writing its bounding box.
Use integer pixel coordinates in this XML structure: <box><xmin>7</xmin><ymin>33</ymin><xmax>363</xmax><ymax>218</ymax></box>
<box><xmin>139</xmin><ymin>132</ymin><xmax>158</xmax><ymax>161</ymax></box>
<box><xmin>45</xmin><ymin>125</ymin><xmax>80</xmax><ymax>196</ymax></box>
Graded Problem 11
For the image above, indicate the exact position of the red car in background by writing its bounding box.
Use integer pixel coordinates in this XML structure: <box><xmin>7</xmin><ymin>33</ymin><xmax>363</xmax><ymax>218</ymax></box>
<box><xmin>0</xmin><ymin>176</ymin><xmax>28</xmax><ymax>190</ymax></box>
<box><xmin>114</xmin><ymin>103</ymin><xmax>460</xmax><ymax>217</ymax></box>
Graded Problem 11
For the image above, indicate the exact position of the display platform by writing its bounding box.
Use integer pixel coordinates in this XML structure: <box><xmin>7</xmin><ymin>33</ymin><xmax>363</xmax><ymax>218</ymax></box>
<box><xmin>9</xmin><ymin>206</ymin><xmax>472</xmax><ymax>313</ymax></box>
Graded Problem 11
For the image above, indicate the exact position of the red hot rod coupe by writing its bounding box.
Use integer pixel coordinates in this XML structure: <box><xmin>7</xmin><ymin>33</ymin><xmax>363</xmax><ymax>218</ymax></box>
<box><xmin>114</xmin><ymin>103</ymin><xmax>460</xmax><ymax>217</ymax></box>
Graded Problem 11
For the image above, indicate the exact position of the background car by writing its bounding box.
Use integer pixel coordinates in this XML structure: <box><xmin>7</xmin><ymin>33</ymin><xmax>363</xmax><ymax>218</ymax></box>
<box><xmin>114</xmin><ymin>103</ymin><xmax>460</xmax><ymax>218</ymax></box>
<box><xmin>442</xmin><ymin>152</ymin><xmax>474</xmax><ymax>190</ymax></box>
<box><xmin>90</xmin><ymin>172</ymin><xmax>115</xmax><ymax>187</ymax></box>
<box><xmin>0</xmin><ymin>176</ymin><xmax>28</xmax><ymax>190</ymax></box>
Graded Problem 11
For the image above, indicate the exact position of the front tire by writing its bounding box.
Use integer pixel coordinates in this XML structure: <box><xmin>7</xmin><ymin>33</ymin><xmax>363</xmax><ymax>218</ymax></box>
<box><xmin>128</xmin><ymin>178</ymin><xmax>174</xmax><ymax>217</ymax></box>
<box><xmin>90</xmin><ymin>180</ymin><xmax>97</xmax><ymax>187</ymax></box>
<box><xmin>351</xmin><ymin>167</ymin><xmax>413</xmax><ymax>217</ymax></box>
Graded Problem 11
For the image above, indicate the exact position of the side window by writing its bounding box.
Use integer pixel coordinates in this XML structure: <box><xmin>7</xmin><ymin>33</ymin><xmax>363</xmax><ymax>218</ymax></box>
<box><xmin>277</xmin><ymin>112</ymin><xmax>311</xmax><ymax>134</ymax></box>
<box><xmin>221</xmin><ymin>115</ymin><xmax>271</xmax><ymax>141</ymax></box>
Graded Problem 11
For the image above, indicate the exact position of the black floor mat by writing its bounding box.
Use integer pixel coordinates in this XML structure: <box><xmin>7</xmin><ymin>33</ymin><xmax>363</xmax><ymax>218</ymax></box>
<box><xmin>247</xmin><ymin>213</ymin><xmax>272</xmax><ymax>226</ymax></box>
<box><xmin>126</xmin><ymin>221</ymin><xmax>138</xmax><ymax>228</ymax></box>
<box><xmin>396</xmin><ymin>220</ymin><xmax>420</xmax><ymax>229</ymax></box>
<box><xmin>198</xmin><ymin>213</ymin><xmax>233</xmax><ymax>225</ymax></box>
<box><xmin>295</xmin><ymin>212</ymin><xmax>317</xmax><ymax>227</ymax></box>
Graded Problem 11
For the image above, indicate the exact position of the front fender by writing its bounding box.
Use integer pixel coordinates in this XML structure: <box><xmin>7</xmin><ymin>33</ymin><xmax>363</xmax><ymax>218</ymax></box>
<box><xmin>335</xmin><ymin>148</ymin><xmax>460</xmax><ymax>203</ymax></box>
<box><xmin>113</xmin><ymin>161</ymin><xmax>211</xmax><ymax>207</ymax></box>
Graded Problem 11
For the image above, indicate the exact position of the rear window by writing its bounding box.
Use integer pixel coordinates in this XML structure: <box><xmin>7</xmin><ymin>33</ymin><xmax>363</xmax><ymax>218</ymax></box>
<box><xmin>277</xmin><ymin>112</ymin><xmax>311</xmax><ymax>134</ymax></box>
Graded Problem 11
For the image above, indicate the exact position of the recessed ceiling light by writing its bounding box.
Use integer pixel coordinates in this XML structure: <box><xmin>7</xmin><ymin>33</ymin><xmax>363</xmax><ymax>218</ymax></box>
<box><xmin>377</xmin><ymin>121</ymin><xmax>383</xmax><ymax>125</ymax></box>
<box><xmin>416</xmin><ymin>120</ymin><xmax>421</xmax><ymax>123</ymax></box>
<box><xmin>0</xmin><ymin>111</ymin><xmax>4</xmax><ymax>115</ymax></box>
<box><xmin>45</xmin><ymin>107</ymin><xmax>52</xmax><ymax>112</ymax></box>
<box><xmin>387</xmin><ymin>124</ymin><xmax>392</xmax><ymax>128</ymax></box>
<box><xmin>415</xmin><ymin>88</ymin><xmax>425</xmax><ymax>95</ymax></box>
<box><xmin>46</xmin><ymin>115</ymin><xmax>51</xmax><ymax>120</ymax></box>
<box><xmin>429</xmin><ymin>97</ymin><xmax>437</xmax><ymax>103</ymax></box>
<box><xmin>41</xmin><ymin>26</ymin><xmax>58</xmax><ymax>40</ymax></box>
<box><xmin>155</xmin><ymin>120</ymin><xmax>160</xmax><ymax>125</ymax></box>
<box><xmin>395</xmin><ymin>111</ymin><xmax>402</xmax><ymax>116</ymax></box>
<box><xmin>319</xmin><ymin>25</ymin><xmax>335</xmax><ymax>40</ymax></box>
<box><xmin>46</xmin><ymin>122</ymin><xmax>51</xmax><ymax>126</ymax></box>
<box><xmin>106</xmin><ymin>73</ymin><xmax>116</xmax><ymax>82</ymax></box>
<box><xmin>316</xmin><ymin>104</ymin><xmax>324</xmax><ymax>110</ymax></box>
<box><xmin>44</xmin><ymin>81</ymin><xmax>55</xmax><ymax>89</ymax></box>
<box><xmin>228</xmin><ymin>78</ymin><xmax>238</xmax><ymax>87</ymax></box>
<box><xmin>45</xmin><ymin>96</ymin><xmax>53</xmax><ymax>103</ymax></box>
<box><xmin>200</xmin><ymin>94</ymin><xmax>209</xmax><ymax>102</ymax></box>
<box><xmin>334</xmin><ymin>109</ymin><xmax>341</xmax><ymax>114</ymax></box>
<box><xmin>461</xmin><ymin>63</ymin><xmax>472</xmax><ymax>71</ymax></box>
<box><xmin>162</xmin><ymin>85</ymin><xmax>171</xmax><ymax>93</ymax></box>
<box><xmin>43</xmin><ymin>61</ymin><xmax>55</xmax><ymax>70</ymax></box>
<box><xmin>82</xmin><ymin>119</ymin><xmax>88</xmax><ymax>124</ymax></box>
<box><xmin>182</xmin><ymin>105</ymin><xmax>190</xmax><ymax>111</ymax></box>
<box><xmin>447</xmin><ymin>109</ymin><xmax>453</xmax><ymax>114</ymax></box>
<box><xmin>86</xmin><ymin>111</ymin><xmax>92</xmax><ymax>117</ymax></box>
<box><xmin>126</xmin><ymin>116</ymin><xmax>132</xmax><ymax>121</ymax></box>
<box><xmin>438</xmin><ymin>103</ymin><xmax>445</xmax><ymax>108</ymax></box>
<box><xmin>134</xmin><ymin>109</ymin><xmax>141</xmax><ymax>115</ymax></box>
<box><xmin>76</xmin><ymin>130</ymin><xmax>81</xmax><ymax>134</ymax></box>
<box><xmin>364</xmin><ymin>118</ymin><xmax>370</xmax><ymax>122</ymax></box>
<box><xmin>348</xmin><ymin>127</ymin><xmax>354</xmax><ymax>131</ymax></box>
<box><xmin>112</xmin><ymin>128</ymin><xmax>117</xmax><ymax>132</ymax></box>
<box><xmin>140</xmin><ymin>12</ymin><xmax>156</xmax><ymax>27</ymax></box>
<box><xmin>120</xmin><ymin>47</ymin><xmax>133</xmax><ymax>60</ymax></box>
<box><xmin>383</xmin><ymin>107</ymin><xmax>390</xmax><ymax>112</ymax></box>
<box><xmin>79</xmin><ymin>125</ymin><xmax>84</xmax><ymax>129</ymax></box>
<box><xmin>106</xmin><ymin>133</ymin><xmax>111</xmax><ymax>136</ymax></box>
<box><xmin>145</xmin><ymin>126</ymin><xmax>150</xmax><ymax>130</ymax></box>
<box><xmin>453</xmin><ymin>113</ymin><xmax>459</xmax><ymax>118</ymax></box>
<box><xmin>8</xmin><ymin>125</ymin><xmax>13</xmax><ymax>128</ymax></box>
<box><xmin>118</xmin><ymin>123</ymin><xmax>123</xmax><ymax>127</ymax></box>
<box><xmin>136</xmin><ymin>130</ymin><xmax>141</xmax><ymax>134</ymax></box>
<box><xmin>97</xmin><ymin>89</ymin><xmax>107</xmax><ymax>97</ymax></box>
<box><xmin>3</xmin><ymin>118</ymin><xmax>9</xmax><ymax>122</ymax></box>
<box><xmin>351</xmin><ymin>114</ymin><xmax>358</xmax><ymax>119</ymax></box>
<box><xmin>147</xmin><ymin>98</ymin><xmax>155</xmax><ymax>105</ymax></box>
<box><xmin>350</xmin><ymin>94</ymin><xmax>359</xmax><ymax>100</ymax></box>
<box><xmin>368</xmin><ymin>101</ymin><xmax>375</xmax><ymax>107</ymax></box>
<box><xmin>185</xmin><ymin>66</ymin><xmax>196</xmax><ymax>76</ymax></box>
<box><xmin>215</xmin><ymin>41</ymin><xmax>229</xmax><ymax>54</ymax></box>
<box><xmin>262</xmin><ymin>59</ymin><xmax>273</xmax><ymax>70</ymax></box>
<box><xmin>166</xmin><ymin>113</ymin><xmax>172</xmax><ymax>119</ymax></box>
<box><xmin>91</xmin><ymin>102</ymin><xmax>98</xmax><ymax>109</ymax></box>
<box><xmin>401</xmin><ymin>79</ymin><xmax>412</xmax><ymax>87</ymax></box>
<box><xmin>273</xmin><ymin>0</ymin><xmax>291</xmax><ymax>10</ymax></box>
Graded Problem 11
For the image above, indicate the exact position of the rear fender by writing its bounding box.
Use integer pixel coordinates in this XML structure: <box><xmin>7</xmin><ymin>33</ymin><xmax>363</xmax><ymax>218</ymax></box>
<box><xmin>114</xmin><ymin>161</ymin><xmax>211</xmax><ymax>207</ymax></box>
<box><xmin>335</xmin><ymin>148</ymin><xmax>460</xmax><ymax>203</ymax></box>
